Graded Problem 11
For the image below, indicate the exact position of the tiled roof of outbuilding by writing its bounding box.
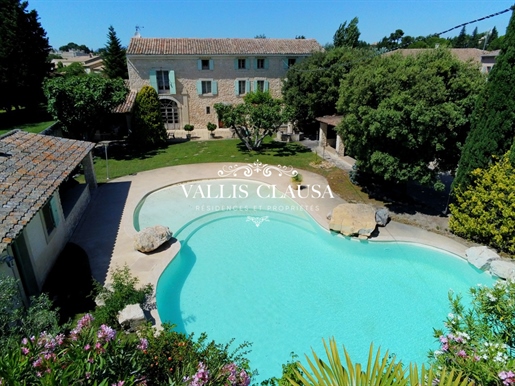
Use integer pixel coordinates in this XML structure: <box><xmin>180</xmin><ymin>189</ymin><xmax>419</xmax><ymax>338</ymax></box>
<box><xmin>0</xmin><ymin>130</ymin><xmax>95</xmax><ymax>252</ymax></box>
<box><xmin>127</xmin><ymin>38</ymin><xmax>323</xmax><ymax>56</ymax></box>
<box><xmin>113</xmin><ymin>90</ymin><xmax>137</xmax><ymax>114</ymax></box>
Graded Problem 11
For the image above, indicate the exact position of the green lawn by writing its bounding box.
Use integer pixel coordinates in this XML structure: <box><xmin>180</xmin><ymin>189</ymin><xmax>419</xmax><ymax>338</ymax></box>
<box><xmin>92</xmin><ymin>138</ymin><xmax>319</xmax><ymax>183</ymax></box>
<box><xmin>0</xmin><ymin>120</ymin><xmax>55</xmax><ymax>136</ymax></box>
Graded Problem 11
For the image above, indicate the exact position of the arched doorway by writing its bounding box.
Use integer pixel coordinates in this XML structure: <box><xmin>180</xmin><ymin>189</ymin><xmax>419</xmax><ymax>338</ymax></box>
<box><xmin>160</xmin><ymin>98</ymin><xmax>180</xmax><ymax>130</ymax></box>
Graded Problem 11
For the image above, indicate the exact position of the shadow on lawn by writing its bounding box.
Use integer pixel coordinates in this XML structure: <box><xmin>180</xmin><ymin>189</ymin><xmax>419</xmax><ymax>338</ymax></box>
<box><xmin>237</xmin><ymin>141</ymin><xmax>311</xmax><ymax>157</ymax></box>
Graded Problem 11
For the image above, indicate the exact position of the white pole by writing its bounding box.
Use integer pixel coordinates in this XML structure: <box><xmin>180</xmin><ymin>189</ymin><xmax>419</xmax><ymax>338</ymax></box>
<box><xmin>104</xmin><ymin>143</ymin><xmax>109</xmax><ymax>180</ymax></box>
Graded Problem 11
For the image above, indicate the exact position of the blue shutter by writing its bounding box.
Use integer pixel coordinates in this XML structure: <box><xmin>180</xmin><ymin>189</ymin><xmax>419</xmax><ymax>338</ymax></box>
<box><xmin>209</xmin><ymin>59</ymin><xmax>214</xmax><ymax>70</ymax></box>
<box><xmin>50</xmin><ymin>195</ymin><xmax>60</xmax><ymax>227</ymax></box>
<box><xmin>283</xmin><ymin>59</ymin><xmax>289</xmax><ymax>69</ymax></box>
<box><xmin>212</xmin><ymin>80</ymin><xmax>218</xmax><ymax>95</ymax></box>
<box><xmin>149</xmin><ymin>69</ymin><xmax>158</xmax><ymax>92</ymax></box>
<box><xmin>264</xmin><ymin>80</ymin><xmax>269</xmax><ymax>91</ymax></box>
<box><xmin>264</xmin><ymin>58</ymin><xmax>269</xmax><ymax>70</ymax></box>
<box><xmin>234</xmin><ymin>80</ymin><xmax>239</xmax><ymax>95</ymax></box>
<box><xmin>168</xmin><ymin>70</ymin><xmax>176</xmax><ymax>94</ymax></box>
<box><xmin>197</xmin><ymin>60</ymin><xmax>202</xmax><ymax>70</ymax></box>
<box><xmin>196</xmin><ymin>80</ymin><xmax>202</xmax><ymax>94</ymax></box>
<box><xmin>253</xmin><ymin>80</ymin><xmax>258</xmax><ymax>91</ymax></box>
<box><xmin>245</xmin><ymin>80</ymin><xmax>250</xmax><ymax>93</ymax></box>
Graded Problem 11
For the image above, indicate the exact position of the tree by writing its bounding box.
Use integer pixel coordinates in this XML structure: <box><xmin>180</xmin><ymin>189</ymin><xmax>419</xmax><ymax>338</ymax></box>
<box><xmin>55</xmin><ymin>61</ymin><xmax>87</xmax><ymax>77</ymax></box>
<box><xmin>282</xmin><ymin>46</ymin><xmax>376</xmax><ymax>130</ymax></box>
<box><xmin>44</xmin><ymin>75</ymin><xmax>128</xmax><ymax>140</ymax></box>
<box><xmin>336</xmin><ymin>49</ymin><xmax>484</xmax><ymax>190</ymax></box>
<box><xmin>453</xmin><ymin>26</ymin><xmax>469</xmax><ymax>48</ymax></box>
<box><xmin>333</xmin><ymin>17</ymin><xmax>360</xmax><ymax>48</ymax></box>
<box><xmin>453</xmin><ymin>8</ymin><xmax>515</xmax><ymax>191</ymax></box>
<box><xmin>376</xmin><ymin>29</ymin><xmax>405</xmax><ymax>51</ymax></box>
<box><xmin>58</xmin><ymin>42</ymin><xmax>91</xmax><ymax>53</ymax></box>
<box><xmin>486</xmin><ymin>26</ymin><xmax>500</xmax><ymax>50</ymax></box>
<box><xmin>102</xmin><ymin>25</ymin><xmax>128</xmax><ymax>79</ymax></box>
<box><xmin>0</xmin><ymin>0</ymin><xmax>51</xmax><ymax>111</ymax></box>
<box><xmin>214</xmin><ymin>91</ymin><xmax>293</xmax><ymax>150</ymax></box>
<box><xmin>128</xmin><ymin>85</ymin><xmax>168</xmax><ymax>150</ymax></box>
<box><xmin>255</xmin><ymin>34</ymin><xmax>266</xmax><ymax>39</ymax></box>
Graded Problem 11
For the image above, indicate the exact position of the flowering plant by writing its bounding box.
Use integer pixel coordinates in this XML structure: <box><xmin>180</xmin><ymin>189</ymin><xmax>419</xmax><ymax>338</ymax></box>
<box><xmin>431</xmin><ymin>280</ymin><xmax>515</xmax><ymax>385</ymax></box>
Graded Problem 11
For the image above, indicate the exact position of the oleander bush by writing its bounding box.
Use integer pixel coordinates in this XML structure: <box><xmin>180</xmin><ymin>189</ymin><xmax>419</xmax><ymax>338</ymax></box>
<box><xmin>430</xmin><ymin>280</ymin><xmax>515</xmax><ymax>386</ymax></box>
<box><xmin>449</xmin><ymin>152</ymin><xmax>515</xmax><ymax>255</ymax></box>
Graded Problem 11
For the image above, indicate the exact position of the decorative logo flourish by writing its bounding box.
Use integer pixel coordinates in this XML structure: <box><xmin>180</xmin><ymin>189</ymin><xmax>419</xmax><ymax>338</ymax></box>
<box><xmin>218</xmin><ymin>160</ymin><xmax>298</xmax><ymax>178</ymax></box>
<box><xmin>246</xmin><ymin>216</ymin><xmax>269</xmax><ymax>227</ymax></box>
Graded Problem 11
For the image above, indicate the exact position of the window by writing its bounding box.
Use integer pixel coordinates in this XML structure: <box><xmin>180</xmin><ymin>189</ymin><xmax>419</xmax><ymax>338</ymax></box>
<box><xmin>202</xmin><ymin>81</ymin><xmax>211</xmax><ymax>94</ymax></box>
<box><xmin>201</xmin><ymin>60</ymin><xmax>210</xmax><ymax>70</ymax></box>
<box><xmin>234</xmin><ymin>79</ymin><xmax>249</xmax><ymax>95</ymax></box>
<box><xmin>257</xmin><ymin>58</ymin><xmax>265</xmax><ymax>69</ymax></box>
<box><xmin>238</xmin><ymin>59</ymin><xmax>246</xmax><ymax>69</ymax></box>
<box><xmin>288</xmin><ymin>58</ymin><xmax>296</xmax><ymax>68</ymax></box>
<box><xmin>41</xmin><ymin>197</ymin><xmax>59</xmax><ymax>236</ymax></box>
<box><xmin>198</xmin><ymin>59</ymin><xmax>213</xmax><ymax>70</ymax></box>
<box><xmin>197</xmin><ymin>80</ymin><xmax>218</xmax><ymax>95</ymax></box>
<box><xmin>254</xmin><ymin>79</ymin><xmax>269</xmax><ymax>92</ymax></box>
<box><xmin>206</xmin><ymin>106</ymin><xmax>211</xmax><ymax>114</ymax></box>
<box><xmin>156</xmin><ymin>71</ymin><xmax>169</xmax><ymax>92</ymax></box>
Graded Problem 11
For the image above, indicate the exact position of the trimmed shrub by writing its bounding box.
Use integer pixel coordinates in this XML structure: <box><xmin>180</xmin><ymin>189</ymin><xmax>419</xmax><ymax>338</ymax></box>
<box><xmin>449</xmin><ymin>152</ymin><xmax>515</xmax><ymax>254</ymax></box>
<box><xmin>129</xmin><ymin>86</ymin><xmax>168</xmax><ymax>151</ymax></box>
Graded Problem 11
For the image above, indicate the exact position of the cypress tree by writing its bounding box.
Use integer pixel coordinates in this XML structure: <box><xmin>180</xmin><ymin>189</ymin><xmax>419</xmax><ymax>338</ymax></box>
<box><xmin>103</xmin><ymin>25</ymin><xmax>128</xmax><ymax>79</ymax></box>
<box><xmin>453</xmin><ymin>7</ymin><xmax>515</xmax><ymax>191</ymax></box>
<box><xmin>129</xmin><ymin>86</ymin><xmax>167</xmax><ymax>150</ymax></box>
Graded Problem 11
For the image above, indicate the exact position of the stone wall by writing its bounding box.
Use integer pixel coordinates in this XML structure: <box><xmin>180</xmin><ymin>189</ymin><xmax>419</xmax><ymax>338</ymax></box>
<box><xmin>127</xmin><ymin>55</ymin><xmax>296</xmax><ymax>130</ymax></box>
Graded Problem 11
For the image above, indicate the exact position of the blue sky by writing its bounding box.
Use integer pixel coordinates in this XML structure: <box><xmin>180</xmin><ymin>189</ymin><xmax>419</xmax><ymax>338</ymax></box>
<box><xmin>28</xmin><ymin>0</ymin><xmax>514</xmax><ymax>51</ymax></box>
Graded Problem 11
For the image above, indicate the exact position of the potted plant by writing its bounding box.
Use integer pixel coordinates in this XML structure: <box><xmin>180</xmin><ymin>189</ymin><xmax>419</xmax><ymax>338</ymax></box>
<box><xmin>183</xmin><ymin>124</ymin><xmax>194</xmax><ymax>139</ymax></box>
<box><xmin>207</xmin><ymin>122</ymin><xmax>217</xmax><ymax>138</ymax></box>
<box><xmin>291</xmin><ymin>173</ymin><xmax>303</xmax><ymax>189</ymax></box>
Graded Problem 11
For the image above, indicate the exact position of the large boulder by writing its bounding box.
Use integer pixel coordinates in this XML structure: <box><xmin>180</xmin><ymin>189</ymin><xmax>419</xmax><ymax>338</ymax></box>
<box><xmin>118</xmin><ymin>304</ymin><xmax>147</xmax><ymax>331</ymax></box>
<box><xmin>134</xmin><ymin>225</ymin><xmax>172</xmax><ymax>253</ymax></box>
<box><xmin>465</xmin><ymin>246</ymin><xmax>500</xmax><ymax>269</ymax></box>
<box><xmin>375</xmin><ymin>208</ymin><xmax>389</xmax><ymax>226</ymax></box>
<box><xmin>489</xmin><ymin>260</ymin><xmax>515</xmax><ymax>280</ymax></box>
<box><xmin>329</xmin><ymin>203</ymin><xmax>377</xmax><ymax>238</ymax></box>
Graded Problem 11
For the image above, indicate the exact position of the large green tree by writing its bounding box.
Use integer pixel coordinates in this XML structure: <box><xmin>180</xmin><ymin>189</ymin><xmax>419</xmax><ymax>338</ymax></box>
<box><xmin>103</xmin><ymin>25</ymin><xmax>128</xmax><ymax>79</ymax></box>
<box><xmin>128</xmin><ymin>85</ymin><xmax>168</xmax><ymax>150</ymax></box>
<box><xmin>453</xmin><ymin>8</ymin><xmax>515</xmax><ymax>191</ymax></box>
<box><xmin>336</xmin><ymin>49</ymin><xmax>484</xmax><ymax>190</ymax></box>
<box><xmin>214</xmin><ymin>91</ymin><xmax>292</xmax><ymax>150</ymax></box>
<box><xmin>333</xmin><ymin>17</ymin><xmax>360</xmax><ymax>48</ymax></box>
<box><xmin>0</xmin><ymin>0</ymin><xmax>51</xmax><ymax>111</ymax></box>
<box><xmin>44</xmin><ymin>75</ymin><xmax>128</xmax><ymax>140</ymax></box>
<box><xmin>282</xmin><ymin>47</ymin><xmax>376</xmax><ymax>130</ymax></box>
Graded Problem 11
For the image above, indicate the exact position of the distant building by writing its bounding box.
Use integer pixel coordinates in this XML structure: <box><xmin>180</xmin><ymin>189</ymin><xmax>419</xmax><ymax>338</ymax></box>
<box><xmin>51</xmin><ymin>51</ymin><xmax>104</xmax><ymax>74</ymax></box>
<box><xmin>126</xmin><ymin>36</ymin><xmax>323</xmax><ymax>137</ymax></box>
<box><xmin>385</xmin><ymin>48</ymin><xmax>500</xmax><ymax>73</ymax></box>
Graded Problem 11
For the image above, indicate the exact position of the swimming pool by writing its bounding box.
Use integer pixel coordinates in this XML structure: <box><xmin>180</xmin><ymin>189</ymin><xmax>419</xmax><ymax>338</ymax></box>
<box><xmin>135</xmin><ymin>179</ymin><xmax>495</xmax><ymax>382</ymax></box>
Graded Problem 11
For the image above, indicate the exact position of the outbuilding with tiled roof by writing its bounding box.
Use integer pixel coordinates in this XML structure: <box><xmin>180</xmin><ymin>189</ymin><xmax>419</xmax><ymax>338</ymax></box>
<box><xmin>0</xmin><ymin>130</ymin><xmax>97</xmax><ymax>299</ymax></box>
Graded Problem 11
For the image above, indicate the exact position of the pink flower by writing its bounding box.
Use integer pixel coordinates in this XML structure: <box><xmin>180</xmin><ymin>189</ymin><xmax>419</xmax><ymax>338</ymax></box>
<box><xmin>499</xmin><ymin>371</ymin><xmax>515</xmax><ymax>386</ymax></box>
<box><xmin>97</xmin><ymin>324</ymin><xmax>116</xmax><ymax>342</ymax></box>
<box><xmin>457</xmin><ymin>350</ymin><xmax>467</xmax><ymax>358</ymax></box>
<box><xmin>21</xmin><ymin>338</ymin><xmax>28</xmax><ymax>345</ymax></box>
<box><xmin>84</xmin><ymin>344</ymin><xmax>91</xmax><ymax>351</ymax></box>
<box><xmin>21</xmin><ymin>347</ymin><xmax>29</xmax><ymax>355</ymax></box>
<box><xmin>137</xmin><ymin>338</ymin><xmax>148</xmax><ymax>351</ymax></box>
<box><xmin>111</xmin><ymin>382</ymin><xmax>124</xmax><ymax>386</ymax></box>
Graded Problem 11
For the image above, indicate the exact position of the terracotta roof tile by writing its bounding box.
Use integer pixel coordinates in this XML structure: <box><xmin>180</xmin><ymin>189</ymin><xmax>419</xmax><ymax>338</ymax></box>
<box><xmin>0</xmin><ymin>130</ymin><xmax>95</xmax><ymax>253</ymax></box>
<box><xmin>113</xmin><ymin>90</ymin><xmax>137</xmax><ymax>114</ymax></box>
<box><xmin>316</xmin><ymin>115</ymin><xmax>343</xmax><ymax>126</ymax></box>
<box><xmin>127</xmin><ymin>38</ymin><xmax>323</xmax><ymax>56</ymax></box>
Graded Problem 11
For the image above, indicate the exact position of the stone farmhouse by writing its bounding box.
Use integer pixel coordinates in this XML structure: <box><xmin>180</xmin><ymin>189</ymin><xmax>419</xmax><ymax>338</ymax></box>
<box><xmin>126</xmin><ymin>37</ymin><xmax>323</xmax><ymax>138</ymax></box>
<box><xmin>0</xmin><ymin>130</ymin><xmax>97</xmax><ymax>302</ymax></box>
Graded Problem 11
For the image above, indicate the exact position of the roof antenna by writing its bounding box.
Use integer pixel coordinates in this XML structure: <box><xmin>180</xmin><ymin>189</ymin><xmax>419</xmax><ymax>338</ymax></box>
<box><xmin>135</xmin><ymin>25</ymin><xmax>144</xmax><ymax>38</ymax></box>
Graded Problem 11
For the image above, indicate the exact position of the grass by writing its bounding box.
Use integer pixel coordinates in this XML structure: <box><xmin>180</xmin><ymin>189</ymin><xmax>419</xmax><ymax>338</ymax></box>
<box><xmin>90</xmin><ymin>138</ymin><xmax>376</xmax><ymax>206</ymax></box>
<box><xmin>0</xmin><ymin>120</ymin><xmax>55</xmax><ymax>136</ymax></box>
<box><xmin>0</xmin><ymin>107</ymin><xmax>55</xmax><ymax>135</ymax></box>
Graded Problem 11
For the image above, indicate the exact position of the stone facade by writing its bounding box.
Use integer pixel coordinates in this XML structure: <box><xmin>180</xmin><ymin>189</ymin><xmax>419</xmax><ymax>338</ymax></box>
<box><xmin>126</xmin><ymin>38</ymin><xmax>323</xmax><ymax>135</ymax></box>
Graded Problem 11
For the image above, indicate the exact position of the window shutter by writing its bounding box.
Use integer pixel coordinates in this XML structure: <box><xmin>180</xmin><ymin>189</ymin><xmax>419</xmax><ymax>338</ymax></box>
<box><xmin>209</xmin><ymin>59</ymin><xmax>214</xmax><ymax>70</ymax></box>
<box><xmin>197</xmin><ymin>60</ymin><xmax>202</xmax><ymax>70</ymax></box>
<box><xmin>149</xmin><ymin>69</ymin><xmax>158</xmax><ymax>92</ymax></box>
<box><xmin>196</xmin><ymin>80</ymin><xmax>202</xmax><ymax>94</ymax></box>
<box><xmin>168</xmin><ymin>70</ymin><xmax>176</xmax><ymax>94</ymax></box>
<box><xmin>264</xmin><ymin>80</ymin><xmax>269</xmax><ymax>91</ymax></box>
<box><xmin>283</xmin><ymin>59</ymin><xmax>289</xmax><ymax>69</ymax></box>
<box><xmin>234</xmin><ymin>80</ymin><xmax>239</xmax><ymax>95</ymax></box>
<box><xmin>245</xmin><ymin>80</ymin><xmax>250</xmax><ymax>93</ymax></box>
<box><xmin>264</xmin><ymin>58</ymin><xmax>269</xmax><ymax>70</ymax></box>
<box><xmin>253</xmin><ymin>80</ymin><xmax>258</xmax><ymax>91</ymax></box>
<box><xmin>212</xmin><ymin>80</ymin><xmax>218</xmax><ymax>95</ymax></box>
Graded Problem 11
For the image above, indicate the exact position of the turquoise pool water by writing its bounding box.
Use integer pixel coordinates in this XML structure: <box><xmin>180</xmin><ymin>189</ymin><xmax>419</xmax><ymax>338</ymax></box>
<box><xmin>135</xmin><ymin>179</ymin><xmax>495</xmax><ymax>382</ymax></box>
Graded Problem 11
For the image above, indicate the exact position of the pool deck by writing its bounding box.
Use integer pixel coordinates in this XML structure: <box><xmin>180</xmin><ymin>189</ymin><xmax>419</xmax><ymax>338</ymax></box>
<box><xmin>71</xmin><ymin>162</ymin><xmax>475</xmax><ymax>325</ymax></box>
